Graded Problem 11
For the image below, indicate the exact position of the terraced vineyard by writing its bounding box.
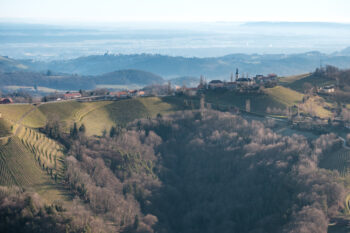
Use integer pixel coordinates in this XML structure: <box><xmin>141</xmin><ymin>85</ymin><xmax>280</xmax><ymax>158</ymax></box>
<box><xmin>319</xmin><ymin>148</ymin><xmax>350</xmax><ymax>176</ymax></box>
<box><xmin>16</xmin><ymin>126</ymin><xmax>64</xmax><ymax>178</ymax></box>
<box><xmin>0</xmin><ymin>137</ymin><xmax>48</xmax><ymax>186</ymax></box>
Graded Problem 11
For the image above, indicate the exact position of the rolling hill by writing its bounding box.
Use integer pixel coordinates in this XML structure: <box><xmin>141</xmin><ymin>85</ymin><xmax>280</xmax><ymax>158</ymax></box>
<box><xmin>0</xmin><ymin>55</ymin><xmax>28</xmax><ymax>72</ymax></box>
<box><xmin>19</xmin><ymin>52</ymin><xmax>350</xmax><ymax>78</ymax></box>
<box><xmin>95</xmin><ymin>69</ymin><xmax>164</xmax><ymax>85</ymax></box>
<box><xmin>0</xmin><ymin>69</ymin><xmax>165</xmax><ymax>91</ymax></box>
<box><xmin>0</xmin><ymin>84</ymin><xmax>350</xmax><ymax>231</ymax></box>
<box><xmin>282</xmin><ymin>73</ymin><xmax>336</xmax><ymax>92</ymax></box>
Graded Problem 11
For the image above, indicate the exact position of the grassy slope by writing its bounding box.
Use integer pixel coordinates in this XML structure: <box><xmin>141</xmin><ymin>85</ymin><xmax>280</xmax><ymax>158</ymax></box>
<box><xmin>38</xmin><ymin>101</ymin><xmax>85</xmax><ymax>130</ymax></box>
<box><xmin>81</xmin><ymin>97</ymin><xmax>181</xmax><ymax>136</ymax></box>
<box><xmin>0</xmin><ymin>118</ymin><xmax>11</xmax><ymax>138</ymax></box>
<box><xmin>21</xmin><ymin>108</ymin><xmax>47</xmax><ymax>128</ymax></box>
<box><xmin>279</xmin><ymin>74</ymin><xmax>335</xmax><ymax>118</ymax></box>
<box><xmin>0</xmin><ymin>104</ymin><xmax>34</xmax><ymax>123</ymax></box>
<box><xmin>283</xmin><ymin>73</ymin><xmax>335</xmax><ymax>92</ymax></box>
<box><xmin>279</xmin><ymin>73</ymin><xmax>311</xmax><ymax>84</ymax></box>
<box><xmin>204</xmin><ymin>89</ymin><xmax>286</xmax><ymax>114</ymax></box>
<box><xmin>263</xmin><ymin>86</ymin><xmax>304</xmax><ymax>106</ymax></box>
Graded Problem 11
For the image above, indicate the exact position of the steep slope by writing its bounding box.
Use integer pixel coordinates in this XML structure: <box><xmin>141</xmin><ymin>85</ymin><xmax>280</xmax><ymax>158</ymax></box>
<box><xmin>0</xmin><ymin>137</ymin><xmax>46</xmax><ymax>186</ymax></box>
<box><xmin>0</xmin><ymin>105</ymin><xmax>70</xmax><ymax>203</ymax></box>
<box><xmin>0</xmin><ymin>135</ymin><xmax>69</xmax><ymax>202</ymax></box>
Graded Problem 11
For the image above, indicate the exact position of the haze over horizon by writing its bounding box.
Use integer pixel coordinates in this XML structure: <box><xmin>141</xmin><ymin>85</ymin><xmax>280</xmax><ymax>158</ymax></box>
<box><xmin>1</xmin><ymin>0</ymin><xmax>349</xmax><ymax>23</ymax></box>
<box><xmin>1</xmin><ymin>0</ymin><xmax>350</xmax><ymax>60</ymax></box>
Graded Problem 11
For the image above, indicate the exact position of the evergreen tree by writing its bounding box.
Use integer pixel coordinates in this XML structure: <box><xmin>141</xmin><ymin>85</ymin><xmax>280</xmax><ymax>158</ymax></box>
<box><xmin>79</xmin><ymin>124</ymin><xmax>86</xmax><ymax>133</ymax></box>
<box><xmin>110</xmin><ymin>126</ymin><xmax>117</xmax><ymax>138</ymax></box>
<box><xmin>70</xmin><ymin>123</ymin><xmax>78</xmax><ymax>139</ymax></box>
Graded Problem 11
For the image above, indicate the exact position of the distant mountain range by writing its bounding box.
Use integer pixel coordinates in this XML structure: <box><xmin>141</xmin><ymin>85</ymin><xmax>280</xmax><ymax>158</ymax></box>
<box><xmin>1</xmin><ymin>48</ymin><xmax>350</xmax><ymax>91</ymax></box>
<box><xmin>17</xmin><ymin>48</ymin><xmax>350</xmax><ymax>79</ymax></box>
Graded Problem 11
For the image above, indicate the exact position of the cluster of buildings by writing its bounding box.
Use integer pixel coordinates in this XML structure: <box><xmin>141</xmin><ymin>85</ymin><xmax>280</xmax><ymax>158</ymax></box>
<box><xmin>109</xmin><ymin>90</ymin><xmax>145</xmax><ymax>98</ymax></box>
<box><xmin>61</xmin><ymin>89</ymin><xmax>147</xmax><ymax>101</ymax></box>
<box><xmin>63</xmin><ymin>92</ymin><xmax>82</xmax><ymax>100</ymax></box>
<box><xmin>175</xmin><ymin>69</ymin><xmax>278</xmax><ymax>96</ymax></box>
<box><xmin>205</xmin><ymin>69</ymin><xmax>278</xmax><ymax>91</ymax></box>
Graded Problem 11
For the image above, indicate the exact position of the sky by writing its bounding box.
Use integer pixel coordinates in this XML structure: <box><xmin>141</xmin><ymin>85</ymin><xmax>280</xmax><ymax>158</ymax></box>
<box><xmin>0</xmin><ymin>0</ymin><xmax>349</xmax><ymax>23</ymax></box>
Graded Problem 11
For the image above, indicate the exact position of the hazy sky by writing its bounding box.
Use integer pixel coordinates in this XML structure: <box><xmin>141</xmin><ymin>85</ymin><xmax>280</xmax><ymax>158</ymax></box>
<box><xmin>0</xmin><ymin>0</ymin><xmax>349</xmax><ymax>23</ymax></box>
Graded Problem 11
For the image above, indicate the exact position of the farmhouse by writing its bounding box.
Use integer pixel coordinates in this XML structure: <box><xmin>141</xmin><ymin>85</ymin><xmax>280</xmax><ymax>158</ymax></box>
<box><xmin>64</xmin><ymin>92</ymin><xmax>82</xmax><ymax>100</ymax></box>
<box><xmin>318</xmin><ymin>85</ymin><xmax>335</xmax><ymax>94</ymax></box>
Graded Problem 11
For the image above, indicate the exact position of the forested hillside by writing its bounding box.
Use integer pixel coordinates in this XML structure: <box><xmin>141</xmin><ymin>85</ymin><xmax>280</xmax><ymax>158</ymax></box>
<box><xmin>1</xmin><ymin>109</ymin><xmax>344</xmax><ymax>232</ymax></box>
<box><xmin>0</xmin><ymin>92</ymin><xmax>348</xmax><ymax>232</ymax></box>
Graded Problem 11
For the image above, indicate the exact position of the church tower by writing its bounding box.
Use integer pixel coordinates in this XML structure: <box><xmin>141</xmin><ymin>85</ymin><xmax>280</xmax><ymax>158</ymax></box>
<box><xmin>235</xmin><ymin>68</ymin><xmax>239</xmax><ymax>81</ymax></box>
